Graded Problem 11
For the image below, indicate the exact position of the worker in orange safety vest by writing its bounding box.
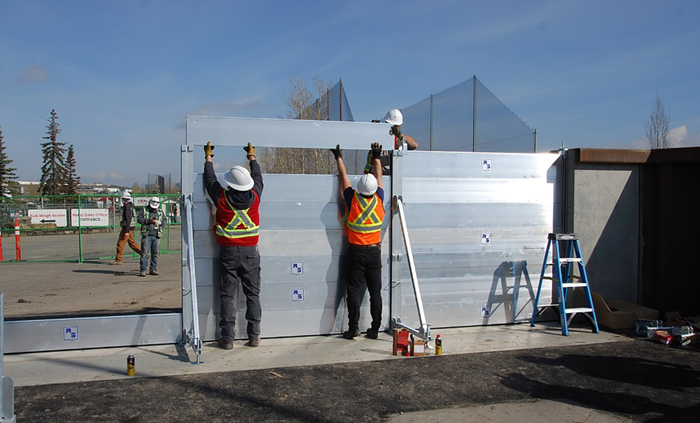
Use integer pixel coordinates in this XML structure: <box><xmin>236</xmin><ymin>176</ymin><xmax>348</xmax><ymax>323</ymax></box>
<box><xmin>330</xmin><ymin>142</ymin><xmax>385</xmax><ymax>340</ymax></box>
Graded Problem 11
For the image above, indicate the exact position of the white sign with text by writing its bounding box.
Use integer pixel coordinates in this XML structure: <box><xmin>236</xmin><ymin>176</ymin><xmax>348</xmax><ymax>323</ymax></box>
<box><xmin>71</xmin><ymin>209</ymin><xmax>110</xmax><ymax>227</ymax></box>
<box><xmin>28</xmin><ymin>209</ymin><xmax>68</xmax><ymax>227</ymax></box>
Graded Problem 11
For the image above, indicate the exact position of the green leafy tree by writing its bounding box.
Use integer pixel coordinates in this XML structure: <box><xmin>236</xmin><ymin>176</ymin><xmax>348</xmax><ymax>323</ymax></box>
<box><xmin>39</xmin><ymin>109</ymin><xmax>68</xmax><ymax>196</ymax></box>
<box><xmin>65</xmin><ymin>144</ymin><xmax>80</xmax><ymax>195</ymax></box>
<box><xmin>0</xmin><ymin>125</ymin><xmax>19</xmax><ymax>199</ymax></box>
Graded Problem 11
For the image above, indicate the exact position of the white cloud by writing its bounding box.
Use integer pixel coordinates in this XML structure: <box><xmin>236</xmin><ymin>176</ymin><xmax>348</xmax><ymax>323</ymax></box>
<box><xmin>12</xmin><ymin>65</ymin><xmax>48</xmax><ymax>84</ymax></box>
<box><xmin>667</xmin><ymin>125</ymin><xmax>700</xmax><ymax>148</ymax></box>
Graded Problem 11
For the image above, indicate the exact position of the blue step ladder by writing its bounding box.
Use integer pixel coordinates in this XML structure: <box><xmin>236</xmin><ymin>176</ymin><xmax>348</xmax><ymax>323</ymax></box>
<box><xmin>530</xmin><ymin>233</ymin><xmax>599</xmax><ymax>336</ymax></box>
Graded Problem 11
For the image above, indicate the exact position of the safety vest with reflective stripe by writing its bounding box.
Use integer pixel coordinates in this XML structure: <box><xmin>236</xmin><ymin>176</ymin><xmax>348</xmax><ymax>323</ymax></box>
<box><xmin>347</xmin><ymin>191</ymin><xmax>384</xmax><ymax>245</ymax></box>
<box><xmin>214</xmin><ymin>188</ymin><xmax>260</xmax><ymax>247</ymax></box>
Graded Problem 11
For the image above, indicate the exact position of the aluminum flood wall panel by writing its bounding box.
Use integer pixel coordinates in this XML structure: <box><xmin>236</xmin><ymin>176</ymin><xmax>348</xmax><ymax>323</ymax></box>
<box><xmin>3</xmin><ymin>314</ymin><xmax>181</xmax><ymax>354</ymax></box>
<box><xmin>394</xmin><ymin>151</ymin><xmax>558</xmax><ymax>329</ymax></box>
<box><xmin>189</xmin><ymin>173</ymin><xmax>391</xmax><ymax>341</ymax></box>
<box><xmin>184</xmin><ymin>116</ymin><xmax>395</xmax><ymax>341</ymax></box>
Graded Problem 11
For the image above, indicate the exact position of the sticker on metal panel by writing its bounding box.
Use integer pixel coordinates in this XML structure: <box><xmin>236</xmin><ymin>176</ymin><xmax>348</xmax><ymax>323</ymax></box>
<box><xmin>63</xmin><ymin>326</ymin><xmax>79</xmax><ymax>341</ymax></box>
<box><xmin>481</xmin><ymin>233</ymin><xmax>491</xmax><ymax>245</ymax></box>
<box><xmin>291</xmin><ymin>289</ymin><xmax>305</xmax><ymax>302</ymax></box>
<box><xmin>481</xmin><ymin>159</ymin><xmax>492</xmax><ymax>171</ymax></box>
<box><xmin>291</xmin><ymin>262</ymin><xmax>303</xmax><ymax>275</ymax></box>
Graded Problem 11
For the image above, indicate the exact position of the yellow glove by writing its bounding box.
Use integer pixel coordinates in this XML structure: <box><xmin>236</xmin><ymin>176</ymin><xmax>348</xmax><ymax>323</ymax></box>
<box><xmin>204</xmin><ymin>142</ymin><xmax>215</xmax><ymax>157</ymax></box>
<box><xmin>244</xmin><ymin>142</ymin><xmax>255</xmax><ymax>157</ymax></box>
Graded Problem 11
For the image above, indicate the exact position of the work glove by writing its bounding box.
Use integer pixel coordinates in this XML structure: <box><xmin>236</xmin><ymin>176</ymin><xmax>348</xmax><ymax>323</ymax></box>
<box><xmin>390</xmin><ymin>125</ymin><xmax>403</xmax><ymax>140</ymax></box>
<box><xmin>204</xmin><ymin>142</ymin><xmax>215</xmax><ymax>157</ymax></box>
<box><xmin>363</xmin><ymin>150</ymin><xmax>373</xmax><ymax>174</ymax></box>
<box><xmin>371</xmin><ymin>142</ymin><xmax>382</xmax><ymax>159</ymax></box>
<box><xmin>330</xmin><ymin>144</ymin><xmax>342</xmax><ymax>160</ymax></box>
<box><xmin>244</xmin><ymin>142</ymin><xmax>255</xmax><ymax>157</ymax></box>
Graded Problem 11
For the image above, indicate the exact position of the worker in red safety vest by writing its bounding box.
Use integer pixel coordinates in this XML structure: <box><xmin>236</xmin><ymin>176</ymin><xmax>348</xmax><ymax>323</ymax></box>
<box><xmin>204</xmin><ymin>141</ymin><xmax>263</xmax><ymax>350</ymax></box>
<box><xmin>330</xmin><ymin>142</ymin><xmax>385</xmax><ymax>340</ymax></box>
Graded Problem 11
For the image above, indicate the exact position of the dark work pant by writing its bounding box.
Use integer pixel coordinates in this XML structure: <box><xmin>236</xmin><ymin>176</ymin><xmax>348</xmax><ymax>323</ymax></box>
<box><xmin>346</xmin><ymin>244</ymin><xmax>382</xmax><ymax>332</ymax></box>
<box><xmin>218</xmin><ymin>245</ymin><xmax>262</xmax><ymax>342</ymax></box>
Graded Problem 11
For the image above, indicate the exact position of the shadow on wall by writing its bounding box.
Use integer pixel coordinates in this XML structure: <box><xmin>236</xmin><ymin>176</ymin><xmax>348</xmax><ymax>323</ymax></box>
<box><xmin>579</xmin><ymin>169</ymin><xmax>639</xmax><ymax>304</ymax></box>
<box><xmin>484</xmin><ymin>261</ymin><xmax>535</xmax><ymax>324</ymax></box>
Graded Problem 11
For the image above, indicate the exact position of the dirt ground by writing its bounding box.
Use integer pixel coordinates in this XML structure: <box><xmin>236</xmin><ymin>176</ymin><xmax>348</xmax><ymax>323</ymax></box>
<box><xmin>13</xmin><ymin>337</ymin><xmax>700</xmax><ymax>423</ymax></box>
<box><xmin>1</xmin><ymin>253</ymin><xmax>181</xmax><ymax>319</ymax></box>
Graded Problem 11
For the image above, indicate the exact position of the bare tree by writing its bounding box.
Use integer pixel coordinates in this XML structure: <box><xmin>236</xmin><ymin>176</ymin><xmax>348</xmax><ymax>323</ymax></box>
<box><xmin>257</xmin><ymin>75</ymin><xmax>337</xmax><ymax>175</ymax></box>
<box><xmin>645</xmin><ymin>95</ymin><xmax>670</xmax><ymax>149</ymax></box>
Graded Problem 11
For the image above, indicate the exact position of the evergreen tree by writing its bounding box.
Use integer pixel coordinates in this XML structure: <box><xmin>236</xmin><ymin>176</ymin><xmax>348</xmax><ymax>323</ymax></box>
<box><xmin>0</xmin><ymin>125</ymin><xmax>19</xmax><ymax>199</ymax></box>
<box><xmin>65</xmin><ymin>144</ymin><xmax>80</xmax><ymax>195</ymax></box>
<box><xmin>39</xmin><ymin>109</ymin><xmax>68</xmax><ymax>196</ymax></box>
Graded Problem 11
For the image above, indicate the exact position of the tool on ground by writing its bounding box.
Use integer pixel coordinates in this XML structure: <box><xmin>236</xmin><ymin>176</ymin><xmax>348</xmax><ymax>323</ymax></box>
<box><xmin>393</xmin><ymin>328</ymin><xmax>410</xmax><ymax>356</ymax></box>
<box><xmin>530</xmin><ymin>233</ymin><xmax>599</xmax><ymax>336</ymax></box>
<box><xmin>127</xmin><ymin>354</ymin><xmax>135</xmax><ymax>376</ymax></box>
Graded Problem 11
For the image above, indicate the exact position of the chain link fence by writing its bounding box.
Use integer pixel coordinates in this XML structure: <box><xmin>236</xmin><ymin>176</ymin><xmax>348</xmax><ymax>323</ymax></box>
<box><xmin>0</xmin><ymin>194</ymin><xmax>181</xmax><ymax>263</ymax></box>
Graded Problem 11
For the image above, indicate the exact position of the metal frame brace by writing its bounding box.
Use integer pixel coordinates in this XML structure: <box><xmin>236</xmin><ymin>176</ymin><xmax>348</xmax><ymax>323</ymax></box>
<box><xmin>391</xmin><ymin>195</ymin><xmax>431</xmax><ymax>343</ymax></box>
<box><xmin>181</xmin><ymin>195</ymin><xmax>202</xmax><ymax>363</ymax></box>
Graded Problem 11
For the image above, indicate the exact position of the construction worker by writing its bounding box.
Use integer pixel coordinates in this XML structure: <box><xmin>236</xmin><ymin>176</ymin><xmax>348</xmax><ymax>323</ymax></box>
<box><xmin>137</xmin><ymin>196</ymin><xmax>166</xmax><ymax>277</ymax></box>
<box><xmin>204</xmin><ymin>141</ymin><xmax>263</xmax><ymax>350</ymax></box>
<box><xmin>331</xmin><ymin>142</ymin><xmax>385</xmax><ymax>340</ymax></box>
<box><xmin>110</xmin><ymin>191</ymin><xmax>141</xmax><ymax>265</ymax></box>
<box><xmin>369</xmin><ymin>109</ymin><xmax>418</xmax><ymax>175</ymax></box>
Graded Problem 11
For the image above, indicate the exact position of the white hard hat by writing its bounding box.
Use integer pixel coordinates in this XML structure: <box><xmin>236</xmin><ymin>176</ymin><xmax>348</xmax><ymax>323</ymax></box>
<box><xmin>121</xmin><ymin>191</ymin><xmax>131</xmax><ymax>201</ymax></box>
<box><xmin>357</xmin><ymin>173</ymin><xmax>378</xmax><ymax>196</ymax></box>
<box><xmin>149</xmin><ymin>197</ymin><xmax>160</xmax><ymax>208</ymax></box>
<box><xmin>224</xmin><ymin>165</ymin><xmax>254</xmax><ymax>191</ymax></box>
<box><xmin>383</xmin><ymin>109</ymin><xmax>403</xmax><ymax>126</ymax></box>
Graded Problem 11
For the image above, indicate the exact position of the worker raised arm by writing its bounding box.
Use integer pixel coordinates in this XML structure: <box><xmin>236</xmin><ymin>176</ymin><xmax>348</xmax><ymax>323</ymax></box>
<box><xmin>330</xmin><ymin>144</ymin><xmax>351</xmax><ymax>192</ymax></box>
<box><xmin>370</xmin><ymin>142</ymin><xmax>383</xmax><ymax>190</ymax></box>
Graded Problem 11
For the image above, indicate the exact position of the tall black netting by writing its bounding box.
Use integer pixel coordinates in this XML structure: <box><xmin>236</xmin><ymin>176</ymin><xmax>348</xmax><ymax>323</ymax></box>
<box><xmin>306</xmin><ymin>80</ymin><xmax>354</xmax><ymax>122</ymax></box>
<box><xmin>401</xmin><ymin>76</ymin><xmax>535</xmax><ymax>153</ymax></box>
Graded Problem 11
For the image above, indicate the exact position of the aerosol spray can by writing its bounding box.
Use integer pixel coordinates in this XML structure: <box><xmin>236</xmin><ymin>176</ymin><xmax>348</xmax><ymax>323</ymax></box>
<box><xmin>435</xmin><ymin>334</ymin><xmax>442</xmax><ymax>355</ymax></box>
<box><xmin>127</xmin><ymin>354</ymin><xmax>135</xmax><ymax>376</ymax></box>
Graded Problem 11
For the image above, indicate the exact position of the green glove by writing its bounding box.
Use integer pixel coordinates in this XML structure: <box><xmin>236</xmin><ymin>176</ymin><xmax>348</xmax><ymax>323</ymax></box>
<box><xmin>204</xmin><ymin>142</ymin><xmax>215</xmax><ymax>157</ymax></box>
<box><xmin>363</xmin><ymin>150</ymin><xmax>373</xmax><ymax>174</ymax></box>
<box><xmin>330</xmin><ymin>144</ymin><xmax>343</xmax><ymax>160</ymax></box>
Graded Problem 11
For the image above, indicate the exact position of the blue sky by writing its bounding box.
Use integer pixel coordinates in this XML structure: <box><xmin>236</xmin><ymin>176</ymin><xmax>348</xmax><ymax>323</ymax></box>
<box><xmin>1</xmin><ymin>0</ymin><xmax>699</xmax><ymax>186</ymax></box>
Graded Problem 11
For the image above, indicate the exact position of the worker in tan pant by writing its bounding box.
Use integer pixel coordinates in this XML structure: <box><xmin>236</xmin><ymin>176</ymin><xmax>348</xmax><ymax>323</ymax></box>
<box><xmin>111</xmin><ymin>191</ymin><xmax>141</xmax><ymax>264</ymax></box>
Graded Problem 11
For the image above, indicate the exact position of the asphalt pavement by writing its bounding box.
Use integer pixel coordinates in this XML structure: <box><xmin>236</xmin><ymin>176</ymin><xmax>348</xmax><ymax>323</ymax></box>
<box><xmin>6</xmin><ymin>325</ymin><xmax>700</xmax><ymax>423</ymax></box>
